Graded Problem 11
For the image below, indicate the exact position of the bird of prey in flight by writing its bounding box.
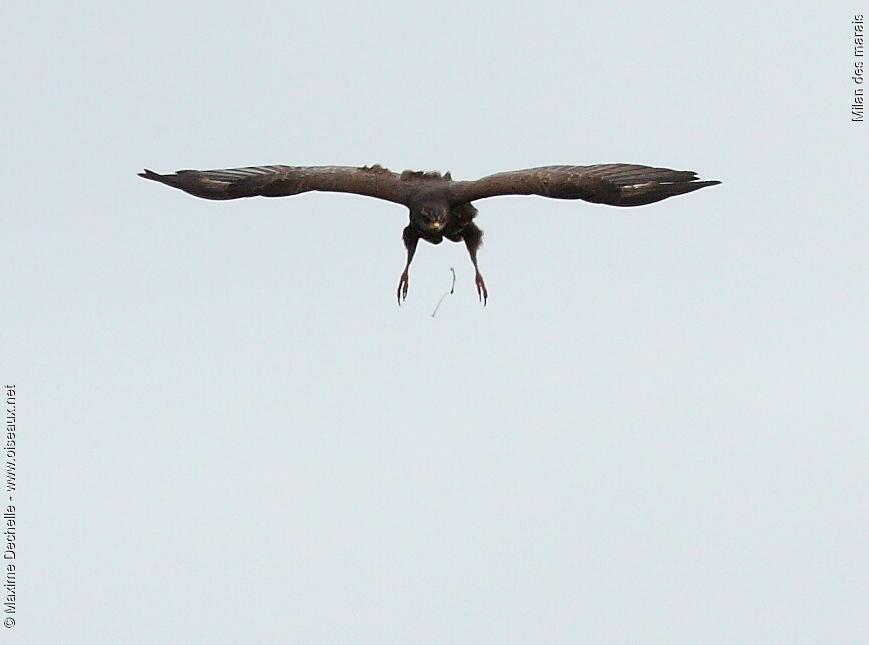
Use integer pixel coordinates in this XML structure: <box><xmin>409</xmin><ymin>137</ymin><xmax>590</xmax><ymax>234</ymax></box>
<box><xmin>139</xmin><ymin>163</ymin><xmax>720</xmax><ymax>305</ymax></box>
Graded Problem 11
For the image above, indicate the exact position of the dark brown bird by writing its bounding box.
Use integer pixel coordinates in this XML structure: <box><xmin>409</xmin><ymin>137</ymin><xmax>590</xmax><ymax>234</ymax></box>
<box><xmin>139</xmin><ymin>163</ymin><xmax>720</xmax><ymax>305</ymax></box>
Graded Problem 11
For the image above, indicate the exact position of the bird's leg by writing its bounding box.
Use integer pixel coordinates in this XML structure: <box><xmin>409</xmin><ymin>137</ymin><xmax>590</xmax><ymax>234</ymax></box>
<box><xmin>397</xmin><ymin>226</ymin><xmax>420</xmax><ymax>305</ymax></box>
<box><xmin>462</xmin><ymin>222</ymin><xmax>488</xmax><ymax>305</ymax></box>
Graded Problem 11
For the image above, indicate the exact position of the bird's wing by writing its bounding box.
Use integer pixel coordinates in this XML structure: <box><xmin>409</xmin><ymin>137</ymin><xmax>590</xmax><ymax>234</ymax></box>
<box><xmin>450</xmin><ymin>164</ymin><xmax>720</xmax><ymax>206</ymax></box>
<box><xmin>138</xmin><ymin>164</ymin><xmax>410</xmax><ymax>204</ymax></box>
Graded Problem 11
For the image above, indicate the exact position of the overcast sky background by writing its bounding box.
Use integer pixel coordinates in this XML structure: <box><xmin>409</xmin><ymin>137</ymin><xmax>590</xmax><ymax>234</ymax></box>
<box><xmin>3</xmin><ymin>1</ymin><xmax>868</xmax><ymax>643</ymax></box>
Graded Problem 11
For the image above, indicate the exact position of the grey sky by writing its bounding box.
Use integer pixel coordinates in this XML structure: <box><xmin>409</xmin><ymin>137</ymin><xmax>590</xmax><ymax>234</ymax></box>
<box><xmin>4</xmin><ymin>1</ymin><xmax>867</xmax><ymax>643</ymax></box>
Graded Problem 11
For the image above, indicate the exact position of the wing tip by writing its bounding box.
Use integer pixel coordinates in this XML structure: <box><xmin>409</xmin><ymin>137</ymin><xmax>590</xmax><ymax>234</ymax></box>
<box><xmin>138</xmin><ymin>169</ymin><xmax>163</xmax><ymax>181</ymax></box>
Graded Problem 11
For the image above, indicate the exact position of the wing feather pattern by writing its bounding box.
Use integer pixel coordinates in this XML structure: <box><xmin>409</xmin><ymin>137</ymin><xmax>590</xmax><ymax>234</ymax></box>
<box><xmin>138</xmin><ymin>165</ymin><xmax>410</xmax><ymax>204</ymax></box>
<box><xmin>451</xmin><ymin>164</ymin><xmax>720</xmax><ymax>206</ymax></box>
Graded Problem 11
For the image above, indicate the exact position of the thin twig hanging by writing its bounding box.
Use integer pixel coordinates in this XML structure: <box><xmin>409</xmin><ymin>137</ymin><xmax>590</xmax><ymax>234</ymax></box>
<box><xmin>430</xmin><ymin>267</ymin><xmax>457</xmax><ymax>318</ymax></box>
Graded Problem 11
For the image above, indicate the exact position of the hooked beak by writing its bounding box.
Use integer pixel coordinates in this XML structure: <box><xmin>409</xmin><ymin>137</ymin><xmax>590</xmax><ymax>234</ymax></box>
<box><xmin>430</xmin><ymin>221</ymin><xmax>444</xmax><ymax>231</ymax></box>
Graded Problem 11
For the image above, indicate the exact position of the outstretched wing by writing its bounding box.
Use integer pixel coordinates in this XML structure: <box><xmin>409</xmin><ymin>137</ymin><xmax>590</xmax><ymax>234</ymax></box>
<box><xmin>138</xmin><ymin>164</ymin><xmax>410</xmax><ymax>204</ymax></box>
<box><xmin>451</xmin><ymin>164</ymin><xmax>720</xmax><ymax>206</ymax></box>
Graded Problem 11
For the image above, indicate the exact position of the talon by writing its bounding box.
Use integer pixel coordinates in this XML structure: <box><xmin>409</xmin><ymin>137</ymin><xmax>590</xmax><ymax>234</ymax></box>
<box><xmin>475</xmin><ymin>273</ymin><xmax>488</xmax><ymax>306</ymax></box>
<box><xmin>397</xmin><ymin>271</ymin><xmax>409</xmax><ymax>306</ymax></box>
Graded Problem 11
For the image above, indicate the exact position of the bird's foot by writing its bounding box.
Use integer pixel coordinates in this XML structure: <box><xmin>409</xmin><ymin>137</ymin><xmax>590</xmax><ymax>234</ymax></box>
<box><xmin>397</xmin><ymin>270</ymin><xmax>409</xmax><ymax>306</ymax></box>
<box><xmin>475</xmin><ymin>272</ymin><xmax>488</xmax><ymax>306</ymax></box>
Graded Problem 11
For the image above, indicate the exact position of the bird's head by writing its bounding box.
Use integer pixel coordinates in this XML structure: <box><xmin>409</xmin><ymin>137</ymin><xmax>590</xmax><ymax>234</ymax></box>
<box><xmin>411</xmin><ymin>202</ymin><xmax>449</xmax><ymax>233</ymax></box>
